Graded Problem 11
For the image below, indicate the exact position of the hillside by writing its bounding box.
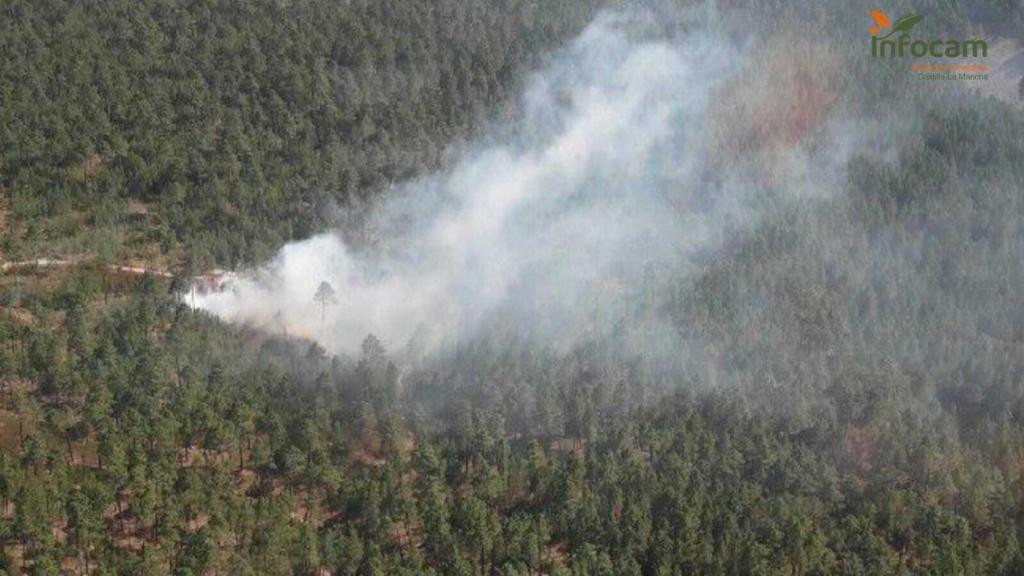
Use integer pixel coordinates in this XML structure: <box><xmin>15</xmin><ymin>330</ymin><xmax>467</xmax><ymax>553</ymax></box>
<box><xmin>1</xmin><ymin>0</ymin><xmax>604</xmax><ymax>266</ymax></box>
<box><xmin>2</xmin><ymin>1</ymin><xmax>1024</xmax><ymax>575</ymax></box>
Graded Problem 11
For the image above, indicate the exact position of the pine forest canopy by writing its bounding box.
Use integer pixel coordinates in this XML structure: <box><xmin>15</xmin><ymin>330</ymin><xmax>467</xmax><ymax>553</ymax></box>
<box><xmin>0</xmin><ymin>1</ymin><xmax>1023</xmax><ymax>575</ymax></box>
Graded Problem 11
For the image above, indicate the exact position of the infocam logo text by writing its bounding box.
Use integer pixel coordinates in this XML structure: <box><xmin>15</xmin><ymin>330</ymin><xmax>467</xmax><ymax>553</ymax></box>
<box><xmin>869</xmin><ymin>10</ymin><xmax>987</xmax><ymax>59</ymax></box>
<box><xmin>869</xmin><ymin>9</ymin><xmax>988</xmax><ymax>81</ymax></box>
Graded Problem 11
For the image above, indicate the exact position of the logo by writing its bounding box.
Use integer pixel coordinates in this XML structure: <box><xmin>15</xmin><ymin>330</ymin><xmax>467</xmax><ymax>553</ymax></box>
<box><xmin>869</xmin><ymin>10</ymin><xmax>921</xmax><ymax>39</ymax></box>
<box><xmin>869</xmin><ymin>10</ymin><xmax>988</xmax><ymax>80</ymax></box>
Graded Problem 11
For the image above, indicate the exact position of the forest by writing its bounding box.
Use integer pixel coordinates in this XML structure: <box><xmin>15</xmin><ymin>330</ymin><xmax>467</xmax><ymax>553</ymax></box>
<box><xmin>2</xmin><ymin>0</ymin><xmax>1024</xmax><ymax>575</ymax></box>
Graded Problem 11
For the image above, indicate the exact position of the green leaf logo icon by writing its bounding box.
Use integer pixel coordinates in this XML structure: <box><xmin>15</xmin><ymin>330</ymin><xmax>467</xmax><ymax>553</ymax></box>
<box><xmin>875</xmin><ymin>13</ymin><xmax>922</xmax><ymax>40</ymax></box>
<box><xmin>891</xmin><ymin>14</ymin><xmax>922</xmax><ymax>33</ymax></box>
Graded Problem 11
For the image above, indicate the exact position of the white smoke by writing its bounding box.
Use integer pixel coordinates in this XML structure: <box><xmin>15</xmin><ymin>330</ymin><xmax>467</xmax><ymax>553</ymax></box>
<box><xmin>193</xmin><ymin>9</ymin><xmax>851</xmax><ymax>355</ymax></box>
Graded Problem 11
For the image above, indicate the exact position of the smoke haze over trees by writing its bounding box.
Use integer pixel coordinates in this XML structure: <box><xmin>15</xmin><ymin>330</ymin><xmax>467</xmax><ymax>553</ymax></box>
<box><xmin>1</xmin><ymin>0</ymin><xmax>1024</xmax><ymax>574</ymax></box>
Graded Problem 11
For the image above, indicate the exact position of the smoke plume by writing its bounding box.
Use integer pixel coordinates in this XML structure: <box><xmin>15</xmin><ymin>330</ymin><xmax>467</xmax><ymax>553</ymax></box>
<box><xmin>192</xmin><ymin>8</ymin><xmax>856</xmax><ymax>356</ymax></box>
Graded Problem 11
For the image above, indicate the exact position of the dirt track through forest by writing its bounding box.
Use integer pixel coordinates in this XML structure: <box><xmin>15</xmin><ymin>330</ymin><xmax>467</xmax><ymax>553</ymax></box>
<box><xmin>1</xmin><ymin>258</ymin><xmax>174</xmax><ymax>278</ymax></box>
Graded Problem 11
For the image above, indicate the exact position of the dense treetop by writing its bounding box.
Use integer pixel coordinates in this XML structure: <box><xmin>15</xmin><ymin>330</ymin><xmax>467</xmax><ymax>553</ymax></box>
<box><xmin>1</xmin><ymin>0</ymin><xmax>603</xmax><ymax>265</ymax></box>
<box><xmin>1</xmin><ymin>0</ymin><xmax>1024</xmax><ymax>574</ymax></box>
